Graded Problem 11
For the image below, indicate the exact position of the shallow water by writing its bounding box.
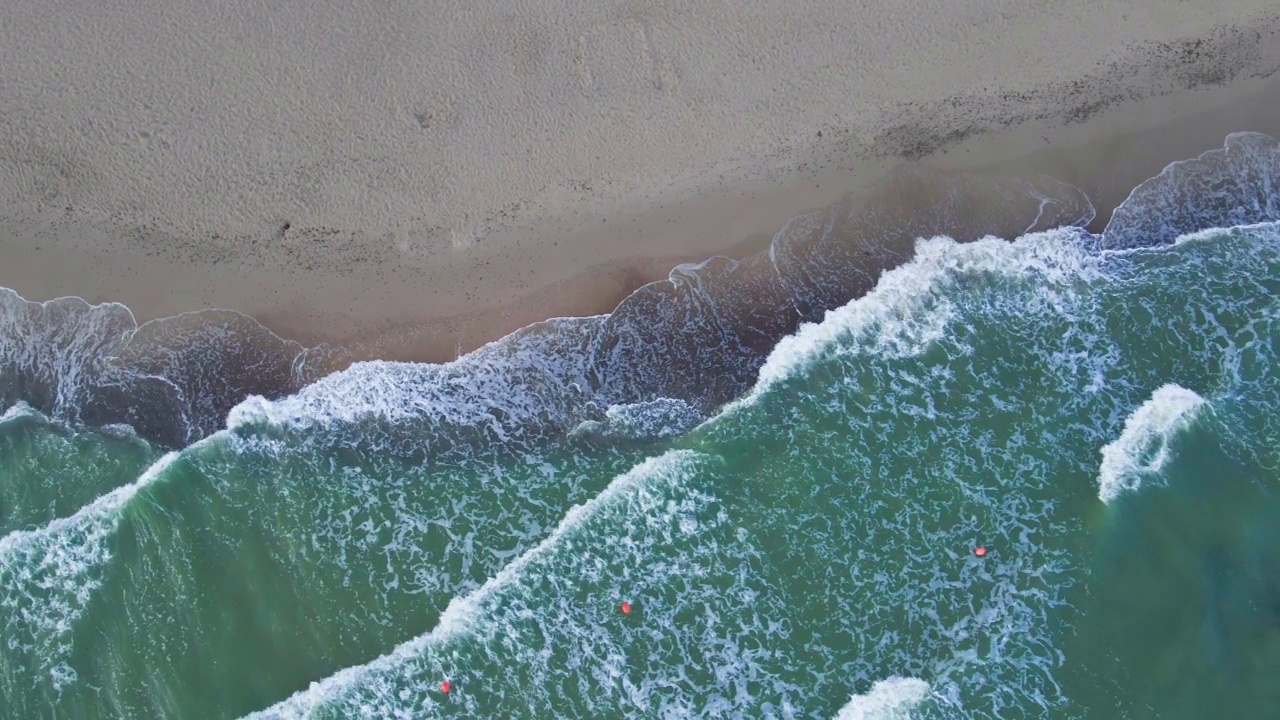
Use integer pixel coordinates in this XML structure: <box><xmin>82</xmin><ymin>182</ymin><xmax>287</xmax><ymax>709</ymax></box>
<box><xmin>3</xmin><ymin>133</ymin><xmax>1280</xmax><ymax>718</ymax></box>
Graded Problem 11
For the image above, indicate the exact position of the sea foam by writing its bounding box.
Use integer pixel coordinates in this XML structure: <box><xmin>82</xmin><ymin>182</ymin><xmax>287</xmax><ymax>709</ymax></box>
<box><xmin>1104</xmin><ymin>132</ymin><xmax>1280</xmax><ymax>249</ymax></box>
<box><xmin>0</xmin><ymin>400</ymin><xmax>36</xmax><ymax>424</ymax></box>
<box><xmin>741</xmin><ymin>228</ymin><xmax>1099</xmax><ymax>409</ymax></box>
<box><xmin>833</xmin><ymin>677</ymin><xmax>933</xmax><ymax>720</ymax></box>
<box><xmin>1097</xmin><ymin>384</ymin><xmax>1206</xmax><ymax>504</ymax></box>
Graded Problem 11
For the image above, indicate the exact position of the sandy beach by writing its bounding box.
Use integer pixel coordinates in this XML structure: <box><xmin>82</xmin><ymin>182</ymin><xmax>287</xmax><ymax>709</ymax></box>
<box><xmin>2</xmin><ymin>1</ymin><xmax>1279</xmax><ymax>359</ymax></box>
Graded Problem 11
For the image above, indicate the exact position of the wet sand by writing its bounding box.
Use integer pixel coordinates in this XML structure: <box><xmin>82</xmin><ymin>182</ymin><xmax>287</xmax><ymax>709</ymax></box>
<box><xmin>1</xmin><ymin>3</ymin><xmax>1278</xmax><ymax>360</ymax></box>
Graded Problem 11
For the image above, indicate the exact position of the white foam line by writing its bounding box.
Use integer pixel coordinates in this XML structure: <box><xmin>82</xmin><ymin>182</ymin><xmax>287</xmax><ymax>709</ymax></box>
<box><xmin>1023</xmin><ymin>191</ymin><xmax>1053</xmax><ymax>236</ymax></box>
<box><xmin>245</xmin><ymin>448</ymin><xmax>703</xmax><ymax>719</ymax></box>
<box><xmin>1094</xmin><ymin>219</ymin><xmax>1280</xmax><ymax>260</ymax></box>
<box><xmin>0</xmin><ymin>287</ymin><xmax>140</xmax><ymax>327</ymax></box>
<box><xmin>0</xmin><ymin>401</ymin><xmax>36</xmax><ymax>424</ymax></box>
<box><xmin>724</xmin><ymin>229</ymin><xmax>1098</xmax><ymax>418</ymax></box>
<box><xmin>832</xmin><ymin>676</ymin><xmax>932</xmax><ymax>720</ymax></box>
<box><xmin>1097</xmin><ymin>384</ymin><xmax>1206</xmax><ymax>504</ymax></box>
<box><xmin>225</xmin><ymin>313</ymin><xmax>608</xmax><ymax>432</ymax></box>
<box><xmin>1172</xmin><ymin>219</ymin><xmax>1280</xmax><ymax>247</ymax></box>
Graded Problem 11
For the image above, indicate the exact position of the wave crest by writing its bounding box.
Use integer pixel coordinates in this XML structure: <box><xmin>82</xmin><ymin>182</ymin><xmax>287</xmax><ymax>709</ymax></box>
<box><xmin>1097</xmin><ymin>384</ymin><xmax>1207</xmax><ymax>504</ymax></box>
<box><xmin>833</xmin><ymin>677</ymin><xmax>933</xmax><ymax>720</ymax></box>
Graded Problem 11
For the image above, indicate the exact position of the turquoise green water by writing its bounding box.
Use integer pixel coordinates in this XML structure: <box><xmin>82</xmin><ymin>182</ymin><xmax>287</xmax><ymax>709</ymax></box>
<box><xmin>4</xmin><ymin>224</ymin><xmax>1280</xmax><ymax>718</ymax></box>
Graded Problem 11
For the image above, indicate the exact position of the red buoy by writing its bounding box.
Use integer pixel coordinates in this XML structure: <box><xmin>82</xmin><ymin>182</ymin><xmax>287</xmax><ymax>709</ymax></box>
<box><xmin>620</xmin><ymin>601</ymin><xmax>631</xmax><ymax>615</ymax></box>
<box><xmin>441</xmin><ymin>680</ymin><xmax>451</xmax><ymax>694</ymax></box>
<box><xmin>974</xmin><ymin>546</ymin><xmax>988</xmax><ymax>557</ymax></box>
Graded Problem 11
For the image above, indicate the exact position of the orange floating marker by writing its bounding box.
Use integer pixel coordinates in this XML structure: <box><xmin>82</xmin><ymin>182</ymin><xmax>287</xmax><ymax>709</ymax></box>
<box><xmin>974</xmin><ymin>546</ymin><xmax>988</xmax><ymax>557</ymax></box>
<box><xmin>620</xmin><ymin>601</ymin><xmax>631</xmax><ymax>615</ymax></box>
<box><xmin>441</xmin><ymin>680</ymin><xmax>451</xmax><ymax>694</ymax></box>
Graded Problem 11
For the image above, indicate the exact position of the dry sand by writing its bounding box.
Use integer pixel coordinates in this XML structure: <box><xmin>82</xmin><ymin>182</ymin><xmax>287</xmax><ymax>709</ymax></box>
<box><xmin>1</xmin><ymin>1</ymin><xmax>1279</xmax><ymax>358</ymax></box>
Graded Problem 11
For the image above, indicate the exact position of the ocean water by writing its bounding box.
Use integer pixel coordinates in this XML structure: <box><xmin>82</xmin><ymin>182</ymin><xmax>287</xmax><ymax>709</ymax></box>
<box><xmin>2</xmin><ymin>132</ymin><xmax>1280</xmax><ymax>718</ymax></box>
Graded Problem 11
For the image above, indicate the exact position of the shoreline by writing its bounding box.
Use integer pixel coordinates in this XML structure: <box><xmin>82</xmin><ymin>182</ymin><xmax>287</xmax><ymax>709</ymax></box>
<box><xmin>2</xmin><ymin>8</ymin><xmax>1279</xmax><ymax>363</ymax></box>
